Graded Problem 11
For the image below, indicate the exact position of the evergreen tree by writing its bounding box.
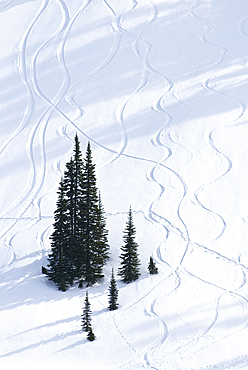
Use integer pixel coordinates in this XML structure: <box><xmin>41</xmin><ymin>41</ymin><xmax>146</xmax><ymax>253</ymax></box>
<box><xmin>87</xmin><ymin>327</ymin><xmax>96</xmax><ymax>341</ymax></box>
<box><xmin>93</xmin><ymin>193</ymin><xmax>109</xmax><ymax>279</ymax></box>
<box><xmin>79</xmin><ymin>142</ymin><xmax>109</xmax><ymax>286</ymax></box>
<box><xmin>63</xmin><ymin>134</ymin><xmax>84</xmax><ymax>281</ymax></box>
<box><xmin>108</xmin><ymin>268</ymin><xmax>119</xmax><ymax>311</ymax></box>
<box><xmin>81</xmin><ymin>291</ymin><xmax>92</xmax><ymax>332</ymax></box>
<box><xmin>44</xmin><ymin>180</ymin><xmax>72</xmax><ymax>291</ymax></box>
<box><xmin>148</xmin><ymin>256</ymin><xmax>158</xmax><ymax>275</ymax></box>
<box><xmin>118</xmin><ymin>207</ymin><xmax>141</xmax><ymax>284</ymax></box>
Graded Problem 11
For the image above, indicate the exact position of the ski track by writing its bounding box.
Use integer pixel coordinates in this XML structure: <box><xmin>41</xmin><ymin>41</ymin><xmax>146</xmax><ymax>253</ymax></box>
<box><xmin>188</xmin><ymin>1</ymin><xmax>248</xmax><ymax>346</ymax></box>
<box><xmin>0</xmin><ymin>0</ymin><xmax>49</xmax><ymax>212</ymax></box>
<box><xmin>107</xmin><ymin>0</ymin><xmax>211</xmax><ymax>366</ymax></box>
<box><xmin>190</xmin><ymin>0</ymin><xmax>246</xmax><ymax>242</ymax></box>
<box><xmin>181</xmin><ymin>267</ymin><xmax>248</xmax><ymax>335</ymax></box>
<box><xmin>105</xmin><ymin>1</ymin><xmax>196</xmax><ymax>365</ymax></box>
<box><xmin>175</xmin><ymin>0</ymin><xmax>248</xmax><ymax>357</ymax></box>
<box><xmin>142</xmin><ymin>276</ymin><xmax>180</xmax><ymax>369</ymax></box>
<box><xmin>176</xmin><ymin>0</ymin><xmax>231</xmax><ymax>244</ymax></box>
<box><xmin>112</xmin><ymin>313</ymin><xmax>148</xmax><ymax>370</ymax></box>
<box><xmin>142</xmin><ymin>299</ymin><xmax>169</xmax><ymax>370</ymax></box>
<box><xmin>114</xmin><ymin>271</ymin><xmax>180</xmax><ymax>370</ymax></box>
<box><xmin>101</xmin><ymin>0</ymin><xmax>174</xmax><ymax>166</ymax></box>
<box><xmin>0</xmin><ymin>0</ymin><xmax>99</xmax><ymax>274</ymax></box>
<box><xmin>0</xmin><ymin>0</ymin><xmax>74</xmax><ymax>277</ymax></box>
<box><xmin>0</xmin><ymin>0</ymin><xmax>52</xmax><ymax>273</ymax></box>
<box><xmin>139</xmin><ymin>0</ymin><xmax>248</xmax><ymax>366</ymax></box>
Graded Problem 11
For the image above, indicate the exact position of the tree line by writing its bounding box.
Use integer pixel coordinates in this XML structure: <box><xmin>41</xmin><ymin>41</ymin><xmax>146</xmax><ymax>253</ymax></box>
<box><xmin>42</xmin><ymin>135</ymin><xmax>158</xmax><ymax>292</ymax></box>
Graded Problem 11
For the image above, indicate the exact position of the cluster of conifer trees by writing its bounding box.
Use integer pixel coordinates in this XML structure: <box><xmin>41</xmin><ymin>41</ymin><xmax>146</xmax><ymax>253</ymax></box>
<box><xmin>42</xmin><ymin>135</ymin><xmax>109</xmax><ymax>291</ymax></box>
<box><xmin>42</xmin><ymin>135</ymin><xmax>158</xmax><ymax>292</ymax></box>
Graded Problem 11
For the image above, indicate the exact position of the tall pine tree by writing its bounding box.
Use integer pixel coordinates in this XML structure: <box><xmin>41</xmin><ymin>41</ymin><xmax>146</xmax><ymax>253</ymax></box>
<box><xmin>118</xmin><ymin>206</ymin><xmax>141</xmax><ymax>284</ymax></box>
<box><xmin>93</xmin><ymin>192</ymin><xmax>109</xmax><ymax>280</ymax></box>
<box><xmin>63</xmin><ymin>134</ymin><xmax>84</xmax><ymax>282</ymax></box>
<box><xmin>79</xmin><ymin>142</ymin><xmax>109</xmax><ymax>286</ymax></box>
<box><xmin>44</xmin><ymin>180</ymin><xmax>72</xmax><ymax>291</ymax></box>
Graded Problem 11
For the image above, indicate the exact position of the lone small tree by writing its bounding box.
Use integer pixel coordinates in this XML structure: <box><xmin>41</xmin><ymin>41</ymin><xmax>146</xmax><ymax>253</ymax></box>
<box><xmin>108</xmin><ymin>268</ymin><xmax>119</xmax><ymax>311</ymax></box>
<box><xmin>148</xmin><ymin>256</ymin><xmax>158</xmax><ymax>275</ymax></box>
<box><xmin>81</xmin><ymin>291</ymin><xmax>92</xmax><ymax>332</ymax></box>
<box><xmin>118</xmin><ymin>206</ymin><xmax>140</xmax><ymax>284</ymax></box>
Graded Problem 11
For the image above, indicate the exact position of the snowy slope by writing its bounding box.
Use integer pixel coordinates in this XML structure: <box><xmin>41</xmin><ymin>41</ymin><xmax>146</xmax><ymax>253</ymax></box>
<box><xmin>1</xmin><ymin>0</ymin><xmax>248</xmax><ymax>368</ymax></box>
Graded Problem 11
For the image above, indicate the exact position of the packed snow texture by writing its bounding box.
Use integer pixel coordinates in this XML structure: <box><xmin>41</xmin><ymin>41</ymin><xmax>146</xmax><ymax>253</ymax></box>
<box><xmin>1</xmin><ymin>0</ymin><xmax>248</xmax><ymax>369</ymax></box>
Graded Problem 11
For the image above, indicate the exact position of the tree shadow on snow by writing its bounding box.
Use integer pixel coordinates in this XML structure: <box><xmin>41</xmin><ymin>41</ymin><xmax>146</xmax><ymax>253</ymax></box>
<box><xmin>0</xmin><ymin>329</ymin><xmax>84</xmax><ymax>359</ymax></box>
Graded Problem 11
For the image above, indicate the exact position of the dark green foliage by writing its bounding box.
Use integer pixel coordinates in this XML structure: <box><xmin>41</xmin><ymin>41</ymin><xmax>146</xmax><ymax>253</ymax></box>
<box><xmin>44</xmin><ymin>135</ymin><xmax>109</xmax><ymax>290</ymax></box>
<box><xmin>148</xmin><ymin>256</ymin><xmax>158</xmax><ymax>275</ymax></box>
<box><xmin>63</xmin><ymin>134</ymin><xmax>84</xmax><ymax>282</ymax></box>
<box><xmin>79</xmin><ymin>142</ymin><xmax>109</xmax><ymax>286</ymax></box>
<box><xmin>108</xmin><ymin>268</ymin><xmax>118</xmax><ymax>311</ymax></box>
<box><xmin>87</xmin><ymin>327</ymin><xmax>96</xmax><ymax>341</ymax></box>
<box><xmin>92</xmin><ymin>193</ymin><xmax>109</xmax><ymax>282</ymax></box>
<box><xmin>82</xmin><ymin>291</ymin><xmax>96</xmax><ymax>341</ymax></box>
<box><xmin>81</xmin><ymin>291</ymin><xmax>92</xmax><ymax>332</ymax></box>
<box><xmin>118</xmin><ymin>206</ymin><xmax>141</xmax><ymax>284</ymax></box>
<box><xmin>45</xmin><ymin>180</ymin><xmax>72</xmax><ymax>291</ymax></box>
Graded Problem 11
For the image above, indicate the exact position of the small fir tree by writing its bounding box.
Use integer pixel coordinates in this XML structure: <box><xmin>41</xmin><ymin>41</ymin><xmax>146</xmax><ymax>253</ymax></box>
<box><xmin>108</xmin><ymin>268</ymin><xmax>119</xmax><ymax>311</ymax></box>
<box><xmin>118</xmin><ymin>206</ymin><xmax>141</xmax><ymax>284</ymax></box>
<box><xmin>87</xmin><ymin>327</ymin><xmax>96</xmax><ymax>341</ymax></box>
<box><xmin>148</xmin><ymin>256</ymin><xmax>158</xmax><ymax>275</ymax></box>
<box><xmin>81</xmin><ymin>291</ymin><xmax>92</xmax><ymax>332</ymax></box>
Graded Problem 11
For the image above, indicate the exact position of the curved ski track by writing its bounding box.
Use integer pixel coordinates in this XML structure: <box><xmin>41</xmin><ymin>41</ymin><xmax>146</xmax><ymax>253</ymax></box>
<box><xmin>154</xmin><ymin>0</ymin><xmax>248</xmax><ymax>366</ymax></box>
<box><xmin>119</xmin><ymin>0</ymin><xmax>248</xmax><ymax>368</ymax></box>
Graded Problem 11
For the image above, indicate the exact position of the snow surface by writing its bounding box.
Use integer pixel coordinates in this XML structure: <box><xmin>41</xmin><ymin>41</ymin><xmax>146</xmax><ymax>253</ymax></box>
<box><xmin>1</xmin><ymin>0</ymin><xmax>248</xmax><ymax>368</ymax></box>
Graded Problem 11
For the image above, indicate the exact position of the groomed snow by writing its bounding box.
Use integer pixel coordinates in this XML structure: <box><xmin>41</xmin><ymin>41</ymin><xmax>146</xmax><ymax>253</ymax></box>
<box><xmin>1</xmin><ymin>0</ymin><xmax>248</xmax><ymax>369</ymax></box>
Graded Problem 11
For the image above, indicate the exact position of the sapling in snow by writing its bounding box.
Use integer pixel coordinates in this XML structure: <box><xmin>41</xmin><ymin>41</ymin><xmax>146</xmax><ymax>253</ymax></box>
<box><xmin>108</xmin><ymin>268</ymin><xmax>119</xmax><ymax>311</ymax></box>
<box><xmin>148</xmin><ymin>256</ymin><xmax>158</xmax><ymax>275</ymax></box>
<box><xmin>81</xmin><ymin>291</ymin><xmax>92</xmax><ymax>332</ymax></box>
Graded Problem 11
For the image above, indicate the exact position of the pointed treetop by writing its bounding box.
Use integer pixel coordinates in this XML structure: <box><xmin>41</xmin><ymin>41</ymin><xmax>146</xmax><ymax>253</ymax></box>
<box><xmin>73</xmin><ymin>133</ymin><xmax>83</xmax><ymax>157</ymax></box>
<box><xmin>74</xmin><ymin>133</ymin><xmax>79</xmax><ymax>147</ymax></box>
<box><xmin>86</xmin><ymin>141</ymin><xmax>92</xmax><ymax>158</ymax></box>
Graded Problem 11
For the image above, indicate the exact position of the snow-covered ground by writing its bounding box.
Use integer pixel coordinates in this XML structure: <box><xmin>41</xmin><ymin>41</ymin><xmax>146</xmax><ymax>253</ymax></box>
<box><xmin>1</xmin><ymin>0</ymin><xmax>248</xmax><ymax>368</ymax></box>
